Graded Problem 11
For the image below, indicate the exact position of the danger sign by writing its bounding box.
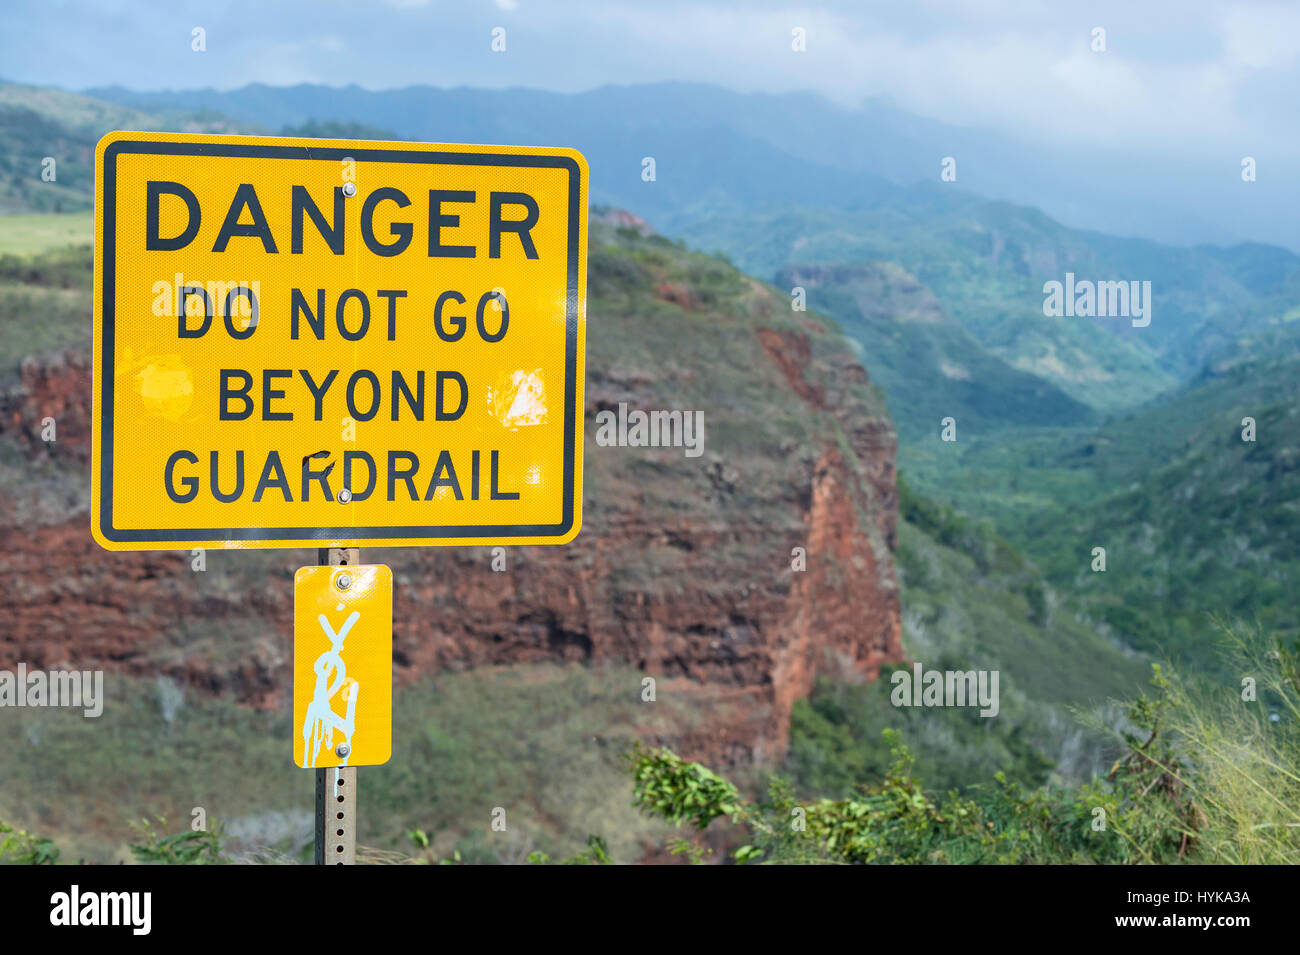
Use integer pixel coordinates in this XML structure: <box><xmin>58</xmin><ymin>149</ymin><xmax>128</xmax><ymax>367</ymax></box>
<box><xmin>92</xmin><ymin>132</ymin><xmax>587</xmax><ymax>550</ymax></box>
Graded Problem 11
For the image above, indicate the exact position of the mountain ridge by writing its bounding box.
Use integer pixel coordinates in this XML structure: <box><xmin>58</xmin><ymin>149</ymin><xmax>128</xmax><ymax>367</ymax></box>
<box><xmin>75</xmin><ymin>78</ymin><xmax>1300</xmax><ymax>252</ymax></box>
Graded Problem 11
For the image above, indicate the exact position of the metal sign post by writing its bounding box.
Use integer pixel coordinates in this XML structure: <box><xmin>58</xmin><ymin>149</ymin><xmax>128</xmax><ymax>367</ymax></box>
<box><xmin>315</xmin><ymin>546</ymin><xmax>358</xmax><ymax>865</ymax></box>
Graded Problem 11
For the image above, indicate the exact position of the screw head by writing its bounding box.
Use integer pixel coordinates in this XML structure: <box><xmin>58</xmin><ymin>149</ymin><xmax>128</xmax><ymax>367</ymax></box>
<box><xmin>342</xmin><ymin>182</ymin><xmax>357</xmax><ymax>198</ymax></box>
<box><xmin>338</xmin><ymin>487</ymin><xmax>352</xmax><ymax>503</ymax></box>
<box><xmin>336</xmin><ymin>742</ymin><xmax>350</xmax><ymax>757</ymax></box>
<box><xmin>336</xmin><ymin>572</ymin><xmax>352</xmax><ymax>591</ymax></box>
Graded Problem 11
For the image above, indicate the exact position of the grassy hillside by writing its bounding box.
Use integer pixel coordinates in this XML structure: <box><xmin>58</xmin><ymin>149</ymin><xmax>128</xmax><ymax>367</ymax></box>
<box><xmin>679</xmin><ymin>197</ymin><xmax>1172</xmax><ymax>419</ymax></box>
<box><xmin>900</xmin><ymin>336</ymin><xmax>1300</xmax><ymax>672</ymax></box>
<box><xmin>0</xmin><ymin>81</ymin><xmax>254</xmax><ymax>215</ymax></box>
<box><xmin>0</xmin><ymin>213</ymin><xmax>91</xmax><ymax>256</ymax></box>
<box><xmin>0</xmin><ymin>241</ymin><xmax>92</xmax><ymax>381</ymax></box>
<box><xmin>0</xmin><ymin>664</ymin><xmax>694</xmax><ymax>864</ymax></box>
<box><xmin>775</xmin><ymin>259</ymin><xmax>1095</xmax><ymax>437</ymax></box>
<box><xmin>1024</xmin><ymin>356</ymin><xmax>1300</xmax><ymax>667</ymax></box>
<box><xmin>785</xmin><ymin>475</ymin><xmax>1147</xmax><ymax>799</ymax></box>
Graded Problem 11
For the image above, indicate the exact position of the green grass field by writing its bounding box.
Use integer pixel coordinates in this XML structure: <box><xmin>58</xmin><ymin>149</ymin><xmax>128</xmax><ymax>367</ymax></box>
<box><xmin>0</xmin><ymin>213</ymin><xmax>91</xmax><ymax>256</ymax></box>
<box><xmin>0</xmin><ymin>663</ymin><xmax>699</xmax><ymax>864</ymax></box>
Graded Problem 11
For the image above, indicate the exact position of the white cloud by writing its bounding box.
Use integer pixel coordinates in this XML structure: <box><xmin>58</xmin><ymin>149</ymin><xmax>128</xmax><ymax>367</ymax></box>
<box><xmin>3</xmin><ymin>0</ymin><xmax>1298</xmax><ymax>160</ymax></box>
<box><xmin>1224</xmin><ymin>3</ymin><xmax>1300</xmax><ymax>70</ymax></box>
<box><xmin>560</xmin><ymin>0</ymin><xmax>1300</xmax><ymax>157</ymax></box>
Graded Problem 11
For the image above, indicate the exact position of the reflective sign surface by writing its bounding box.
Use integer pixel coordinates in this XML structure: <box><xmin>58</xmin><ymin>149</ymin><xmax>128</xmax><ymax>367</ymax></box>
<box><xmin>92</xmin><ymin>132</ymin><xmax>587</xmax><ymax>549</ymax></box>
<box><xmin>293</xmin><ymin>564</ymin><xmax>392</xmax><ymax>769</ymax></box>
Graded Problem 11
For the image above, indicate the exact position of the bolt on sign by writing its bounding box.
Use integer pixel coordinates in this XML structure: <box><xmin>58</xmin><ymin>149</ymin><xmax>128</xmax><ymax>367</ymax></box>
<box><xmin>92</xmin><ymin>132</ymin><xmax>588</xmax><ymax>550</ymax></box>
<box><xmin>294</xmin><ymin>564</ymin><xmax>392</xmax><ymax>768</ymax></box>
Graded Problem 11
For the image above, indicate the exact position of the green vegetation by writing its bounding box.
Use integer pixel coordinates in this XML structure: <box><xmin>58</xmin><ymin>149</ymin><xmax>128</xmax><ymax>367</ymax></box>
<box><xmin>0</xmin><ymin>214</ymin><xmax>93</xmax><ymax>256</ymax></box>
<box><xmin>18</xmin><ymin>624</ymin><xmax>1293</xmax><ymax>865</ymax></box>
<box><xmin>0</xmin><ymin>80</ymin><xmax>257</xmax><ymax>215</ymax></box>
<box><xmin>850</xmin><ymin>475</ymin><xmax>1149</xmax><ymax>790</ymax></box>
<box><xmin>1168</xmin><ymin>626</ymin><xmax>1300</xmax><ymax>864</ymax></box>
<box><xmin>0</xmin><ymin>820</ymin><xmax>60</xmax><ymax>864</ymax></box>
<box><xmin>681</xmin><ymin>198</ymin><xmax>1185</xmax><ymax>429</ymax></box>
<box><xmin>899</xmin><ymin>343</ymin><xmax>1300</xmax><ymax>672</ymax></box>
<box><xmin>680</xmin><ymin>192</ymin><xmax>1300</xmax><ymax>689</ymax></box>
<box><xmin>524</xmin><ymin>835</ymin><xmax>612</xmax><ymax>866</ymax></box>
<box><xmin>787</xmin><ymin>673</ymin><xmax>1057</xmax><ymax>798</ymax></box>
<box><xmin>625</xmin><ymin>626</ymin><xmax>1299</xmax><ymax>864</ymax></box>
<box><xmin>128</xmin><ymin>817</ymin><xmax>226</xmax><ymax>865</ymax></box>
<box><xmin>773</xmin><ymin>259</ymin><xmax>1098</xmax><ymax>437</ymax></box>
<box><xmin>1</xmin><ymin>79</ymin><xmax>1295</xmax><ymax>865</ymax></box>
<box><xmin>681</xmin><ymin>192</ymin><xmax>1298</xmax><ymax>427</ymax></box>
<box><xmin>0</xmin><ymin>242</ymin><xmax>92</xmax><ymax>382</ymax></box>
<box><xmin>673</xmin><ymin>186</ymin><xmax>1300</xmax><ymax>695</ymax></box>
<box><xmin>682</xmin><ymin>193</ymin><xmax>1300</xmax><ymax>689</ymax></box>
<box><xmin>0</xmin><ymin>663</ymin><xmax>695</xmax><ymax>864</ymax></box>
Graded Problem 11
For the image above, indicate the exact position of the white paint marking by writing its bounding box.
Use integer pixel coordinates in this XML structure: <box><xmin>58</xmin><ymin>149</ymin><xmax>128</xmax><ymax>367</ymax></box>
<box><xmin>301</xmin><ymin>609</ymin><xmax>361</xmax><ymax>768</ymax></box>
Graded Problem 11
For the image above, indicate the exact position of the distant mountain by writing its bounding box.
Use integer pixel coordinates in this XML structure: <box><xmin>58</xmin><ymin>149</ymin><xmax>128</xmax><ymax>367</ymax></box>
<box><xmin>773</xmin><ymin>259</ymin><xmax>1095</xmax><ymax>436</ymax></box>
<box><xmin>683</xmin><ymin>190</ymin><xmax>1300</xmax><ymax>432</ymax></box>
<box><xmin>80</xmin><ymin>81</ymin><xmax>898</xmax><ymax>234</ymax></box>
<box><xmin>83</xmin><ymin>80</ymin><xmax>1300</xmax><ymax>253</ymax></box>
<box><xmin>10</xmin><ymin>78</ymin><xmax>1299</xmax><ymax>438</ymax></box>
<box><xmin>0</xmin><ymin>81</ymin><xmax>253</xmax><ymax>214</ymax></box>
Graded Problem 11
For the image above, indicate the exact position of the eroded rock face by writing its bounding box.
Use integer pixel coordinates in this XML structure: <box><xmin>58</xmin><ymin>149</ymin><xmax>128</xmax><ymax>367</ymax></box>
<box><xmin>0</xmin><ymin>351</ymin><xmax>91</xmax><ymax>462</ymax></box>
<box><xmin>0</xmin><ymin>224</ymin><xmax>902</xmax><ymax>767</ymax></box>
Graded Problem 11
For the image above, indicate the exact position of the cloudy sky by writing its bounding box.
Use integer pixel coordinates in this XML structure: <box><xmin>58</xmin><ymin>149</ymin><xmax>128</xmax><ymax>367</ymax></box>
<box><xmin>5</xmin><ymin>0</ymin><xmax>1299</xmax><ymax>160</ymax></box>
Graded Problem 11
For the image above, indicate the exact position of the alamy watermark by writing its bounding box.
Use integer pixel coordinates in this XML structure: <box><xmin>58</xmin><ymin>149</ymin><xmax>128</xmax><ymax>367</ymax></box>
<box><xmin>151</xmin><ymin>274</ymin><xmax>260</xmax><ymax>336</ymax></box>
<box><xmin>594</xmin><ymin>402</ymin><xmax>704</xmax><ymax>457</ymax></box>
<box><xmin>1043</xmin><ymin>273</ymin><xmax>1151</xmax><ymax>327</ymax></box>
<box><xmin>0</xmin><ymin>664</ymin><xmax>104</xmax><ymax>717</ymax></box>
<box><xmin>890</xmin><ymin>662</ymin><xmax>999</xmax><ymax>717</ymax></box>
<box><xmin>50</xmin><ymin>885</ymin><xmax>150</xmax><ymax>935</ymax></box>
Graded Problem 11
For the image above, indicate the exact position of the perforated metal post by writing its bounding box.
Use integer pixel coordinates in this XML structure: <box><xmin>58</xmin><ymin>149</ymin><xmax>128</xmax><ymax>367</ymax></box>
<box><xmin>315</xmin><ymin>546</ymin><xmax>359</xmax><ymax>865</ymax></box>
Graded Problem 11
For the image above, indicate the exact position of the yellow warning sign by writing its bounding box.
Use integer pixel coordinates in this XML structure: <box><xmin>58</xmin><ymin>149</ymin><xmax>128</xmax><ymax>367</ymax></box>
<box><xmin>293</xmin><ymin>564</ymin><xmax>392</xmax><ymax>769</ymax></box>
<box><xmin>91</xmin><ymin>131</ymin><xmax>587</xmax><ymax>550</ymax></box>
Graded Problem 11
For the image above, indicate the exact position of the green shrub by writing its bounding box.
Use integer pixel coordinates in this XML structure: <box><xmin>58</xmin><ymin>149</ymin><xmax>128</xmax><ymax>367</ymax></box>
<box><xmin>622</xmin><ymin>632</ymin><xmax>1299</xmax><ymax>864</ymax></box>
<box><xmin>0</xmin><ymin>820</ymin><xmax>59</xmax><ymax>864</ymax></box>
<box><xmin>128</xmin><ymin>816</ymin><xmax>226</xmax><ymax>865</ymax></box>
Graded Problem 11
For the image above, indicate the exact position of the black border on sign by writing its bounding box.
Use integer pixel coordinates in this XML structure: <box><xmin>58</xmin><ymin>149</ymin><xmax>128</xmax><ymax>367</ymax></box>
<box><xmin>99</xmin><ymin>140</ymin><xmax>581</xmax><ymax>544</ymax></box>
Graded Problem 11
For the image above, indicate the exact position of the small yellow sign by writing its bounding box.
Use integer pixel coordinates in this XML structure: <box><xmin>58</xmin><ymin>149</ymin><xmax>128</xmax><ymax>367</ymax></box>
<box><xmin>293</xmin><ymin>564</ymin><xmax>392</xmax><ymax>769</ymax></box>
<box><xmin>92</xmin><ymin>131</ymin><xmax>587</xmax><ymax>550</ymax></box>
